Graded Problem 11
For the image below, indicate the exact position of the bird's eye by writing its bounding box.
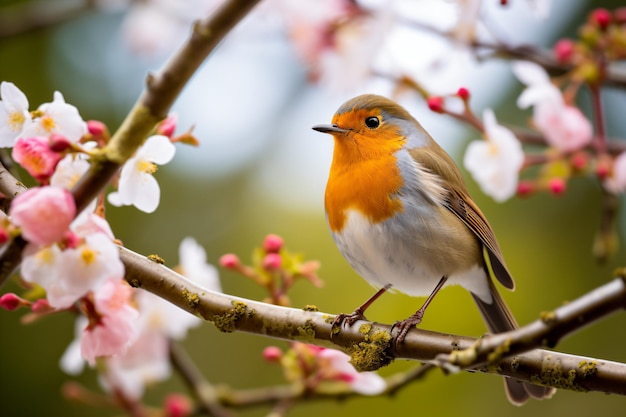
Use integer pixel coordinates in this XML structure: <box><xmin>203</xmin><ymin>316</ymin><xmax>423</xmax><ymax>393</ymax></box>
<box><xmin>365</xmin><ymin>116</ymin><xmax>380</xmax><ymax>129</ymax></box>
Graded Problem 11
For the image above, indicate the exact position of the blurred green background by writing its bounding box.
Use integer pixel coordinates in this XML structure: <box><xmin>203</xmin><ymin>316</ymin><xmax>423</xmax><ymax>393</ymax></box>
<box><xmin>1</xmin><ymin>0</ymin><xmax>626</xmax><ymax>416</ymax></box>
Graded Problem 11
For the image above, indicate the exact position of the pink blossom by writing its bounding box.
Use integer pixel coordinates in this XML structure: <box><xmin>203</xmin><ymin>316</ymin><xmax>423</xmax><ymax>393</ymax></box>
<box><xmin>12</xmin><ymin>136</ymin><xmax>63</xmax><ymax>182</ymax></box>
<box><xmin>81</xmin><ymin>280</ymin><xmax>139</xmax><ymax>365</ymax></box>
<box><xmin>513</xmin><ymin>60</ymin><xmax>593</xmax><ymax>152</ymax></box>
<box><xmin>10</xmin><ymin>186</ymin><xmax>75</xmax><ymax>246</ymax></box>
<box><xmin>534</xmin><ymin>103</ymin><xmax>593</xmax><ymax>152</ymax></box>
<box><xmin>20</xmin><ymin>229</ymin><xmax>124</xmax><ymax>309</ymax></box>
<box><xmin>102</xmin><ymin>329</ymin><xmax>170</xmax><ymax>399</ymax></box>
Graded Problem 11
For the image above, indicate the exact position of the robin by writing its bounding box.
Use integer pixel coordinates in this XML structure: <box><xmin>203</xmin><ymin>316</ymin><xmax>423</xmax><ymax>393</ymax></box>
<box><xmin>312</xmin><ymin>94</ymin><xmax>554</xmax><ymax>405</ymax></box>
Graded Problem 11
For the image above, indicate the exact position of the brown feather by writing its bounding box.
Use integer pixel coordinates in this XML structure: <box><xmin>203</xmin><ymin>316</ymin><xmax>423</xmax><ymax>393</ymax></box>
<box><xmin>409</xmin><ymin>145</ymin><xmax>515</xmax><ymax>290</ymax></box>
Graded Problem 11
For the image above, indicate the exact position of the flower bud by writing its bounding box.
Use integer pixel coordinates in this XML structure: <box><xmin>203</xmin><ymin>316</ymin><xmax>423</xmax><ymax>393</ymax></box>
<box><xmin>516</xmin><ymin>180</ymin><xmax>534</xmax><ymax>197</ymax></box>
<box><xmin>262</xmin><ymin>253</ymin><xmax>282</xmax><ymax>271</ymax></box>
<box><xmin>426</xmin><ymin>96</ymin><xmax>444</xmax><ymax>113</ymax></box>
<box><xmin>87</xmin><ymin>120</ymin><xmax>107</xmax><ymax>137</ymax></box>
<box><xmin>31</xmin><ymin>299</ymin><xmax>52</xmax><ymax>313</ymax></box>
<box><xmin>590</xmin><ymin>8</ymin><xmax>611</xmax><ymax>30</ymax></box>
<box><xmin>548</xmin><ymin>178</ymin><xmax>566</xmax><ymax>195</ymax></box>
<box><xmin>262</xmin><ymin>346</ymin><xmax>283</xmax><ymax>363</ymax></box>
<box><xmin>164</xmin><ymin>394</ymin><xmax>192</xmax><ymax>417</ymax></box>
<box><xmin>157</xmin><ymin>114</ymin><xmax>178</xmax><ymax>138</ymax></box>
<box><xmin>570</xmin><ymin>152</ymin><xmax>589</xmax><ymax>171</ymax></box>
<box><xmin>553</xmin><ymin>39</ymin><xmax>575</xmax><ymax>64</ymax></box>
<box><xmin>219</xmin><ymin>253</ymin><xmax>240</xmax><ymax>269</ymax></box>
<box><xmin>263</xmin><ymin>234</ymin><xmax>284</xmax><ymax>253</ymax></box>
<box><xmin>0</xmin><ymin>293</ymin><xmax>24</xmax><ymax>311</ymax></box>
<box><xmin>48</xmin><ymin>133</ymin><xmax>72</xmax><ymax>153</ymax></box>
<box><xmin>456</xmin><ymin>87</ymin><xmax>470</xmax><ymax>101</ymax></box>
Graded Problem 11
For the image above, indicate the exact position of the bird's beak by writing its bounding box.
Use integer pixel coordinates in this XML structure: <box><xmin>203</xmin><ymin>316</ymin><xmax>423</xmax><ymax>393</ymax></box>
<box><xmin>312</xmin><ymin>124</ymin><xmax>349</xmax><ymax>134</ymax></box>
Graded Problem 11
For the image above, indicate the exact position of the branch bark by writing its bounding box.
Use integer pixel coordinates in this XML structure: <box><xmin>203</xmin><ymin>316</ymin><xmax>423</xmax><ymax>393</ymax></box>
<box><xmin>120</xmin><ymin>246</ymin><xmax>626</xmax><ymax>396</ymax></box>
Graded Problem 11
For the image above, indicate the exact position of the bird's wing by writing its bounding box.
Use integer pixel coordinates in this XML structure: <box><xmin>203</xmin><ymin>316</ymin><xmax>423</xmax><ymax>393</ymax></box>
<box><xmin>444</xmin><ymin>191</ymin><xmax>515</xmax><ymax>290</ymax></box>
<box><xmin>409</xmin><ymin>145</ymin><xmax>515</xmax><ymax>290</ymax></box>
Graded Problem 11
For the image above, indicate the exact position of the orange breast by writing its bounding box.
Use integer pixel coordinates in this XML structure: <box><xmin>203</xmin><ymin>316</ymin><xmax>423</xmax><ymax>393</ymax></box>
<box><xmin>325</xmin><ymin>131</ymin><xmax>405</xmax><ymax>233</ymax></box>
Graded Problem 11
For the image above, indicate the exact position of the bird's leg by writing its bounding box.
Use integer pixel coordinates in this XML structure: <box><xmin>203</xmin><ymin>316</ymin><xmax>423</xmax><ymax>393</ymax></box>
<box><xmin>392</xmin><ymin>276</ymin><xmax>448</xmax><ymax>344</ymax></box>
<box><xmin>331</xmin><ymin>284</ymin><xmax>392</xmax><ymax>334</ymax></box>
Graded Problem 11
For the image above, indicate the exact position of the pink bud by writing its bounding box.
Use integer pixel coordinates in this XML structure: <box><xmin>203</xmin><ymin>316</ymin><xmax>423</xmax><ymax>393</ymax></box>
<box><xmin>456</xmin><ymin>87</ymin><xmax>470</xmax><ymax>101</ymax></box>
<box><xmin>553</xmin><ymin>39</ymin><xmax>575</xmax><ymax>64</ymax></box>
<box><xmin>31</xmin><ymin>299</ymin><xmax>51</xmax><ymax>313</ymax></box>
<box><xmin>516</xmin><ymin>180</ymin><xmax>534</xmax><ymax>197</ymax></box>
<box><xmin>596</xmin><ymin>162</ymin><xmax>610</xmax><ymax>180</ymax></box>
<box><xmin>426</xmin><ymin>96</ymin><xmax>444</xmax><ymax>113</ymax></box>
<box><xmin>10</xmin><ymin>186</ymin><xmax>76</xmax><ymax>246</ymax></box>
<box><xmin>87</xmin><ymin>120</ymin><xmax>107</xmax><ymax>137</ymax></box>
<box><xmin>0</xmin><ymin>293</ymin><xmax>24</xmax><ymax>311</ymax></box>
<box><xmin>590</xmin><ymin>8</ymin><xmax>611</xmax><ymax>30</ymax></box>
<box><xmin>48</xmin><ymin>134</ymin><xmax>72</xmax><ymax>153</ymax></box>
<box><xmin>12</xmin><ymin>137</ymin><xmax>64</xmax><ymax>182</ymax></box>
<box><xmin>262</xmin><ymin>346</ymin><xmax>283</xmax><ymax>362</ymax></box>
<box><xmin>0</xmin><ymin>227</ymin><xmax>9</xmax><ymax>245</ymax></box>
<box><xmin>262</xmin><ymin>253</ymin><xmax>282</xmax><ymax>271</ymax></box>
<box><xmin>548</xmin><ymin>178</ymin><xmax>566</xmax><ymax>195</ymax></box>
<box><xmin>263</xmin><ymin>234</ymin><xmax>284</xmax><ymax>253</ymax></box>
<box><xmin>157</xmin><ymin>114</ymin><xmax>178</xmax><ymax>138</ymax></box>
<box><xmin>164</xmin><ymin>394</ymin><xmax>192</xmax><ymax>417</ymax></box>
<box><xmin>571</xmin><ymin>152</ymin><xmax>588</xmax><ymax>171</ymax></box>
<box><xmin>219</xmin><ymin>253</ymin><xmax>240</xmax><ymax>269</ymax></box>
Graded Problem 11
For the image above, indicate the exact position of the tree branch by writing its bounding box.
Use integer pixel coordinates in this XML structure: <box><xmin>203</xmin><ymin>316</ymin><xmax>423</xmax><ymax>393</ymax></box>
<box><xmin>0</xmin><ymin>0</ymin><xmax>98</xmax><ymax>39</ymax></box>
<box><xmin>120</xmin><ymin>246</ymin><xmax>626</xmax><ymax>396</ymax></box>
<box><xmin>0</xmin><ymin>0</ymin><xmax>262</xmax><ymax>289</ymax></box>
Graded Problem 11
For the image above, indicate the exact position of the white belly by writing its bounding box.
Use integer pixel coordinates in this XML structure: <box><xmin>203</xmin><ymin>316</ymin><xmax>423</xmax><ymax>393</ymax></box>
<box><xmin>331</xmin><ymin>209</ymin><xmax>492</xmax><ymax>303</ymax></box>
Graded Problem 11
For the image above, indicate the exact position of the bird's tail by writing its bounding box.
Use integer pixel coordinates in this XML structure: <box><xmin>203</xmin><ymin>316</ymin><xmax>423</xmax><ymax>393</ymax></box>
<box><xmin>471</xmin><ymin>278</ymin><xmax>555</xmax><ymax>405</ymax></box>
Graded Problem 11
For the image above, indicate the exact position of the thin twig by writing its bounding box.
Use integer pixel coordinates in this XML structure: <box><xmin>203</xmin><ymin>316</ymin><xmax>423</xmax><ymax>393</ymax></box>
<box><xmin>0</xmin><ymin>0</ymin><xmax>98</xmax><ymax>39</ymax></box>
<box><xmin>168</xmin><ymin>340</ymin><xmax>234</xmax><ymax>417</ymax></box>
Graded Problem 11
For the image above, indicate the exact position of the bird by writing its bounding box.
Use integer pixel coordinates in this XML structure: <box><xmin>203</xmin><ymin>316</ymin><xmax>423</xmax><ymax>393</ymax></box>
<box><xmin>312</xmin><ymin>94</ymin><xmax>554</xmax><ymax>405</ymax></box>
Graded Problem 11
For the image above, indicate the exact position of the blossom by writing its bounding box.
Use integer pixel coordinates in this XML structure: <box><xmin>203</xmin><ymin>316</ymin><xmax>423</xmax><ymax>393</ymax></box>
<box><xmin>318</xmin><ymin>348</ymin><xmax>386</xmax><ymax>395</ymax></box>
<box><xmin>102</xmin><ymin>327</ymin><xmax>171</xmax><ymax>399</ymax></box>
<box><xmin>464</xmin><ymin>109</ymin><xmax>524</xmax><ymax>202</ymax></box>
<box><xmin>12</xmin><ymin>136</ymin><xmax>63</xmax><ymax>182</ymax></box>
<box><xmin>512</xmin><ymin>60</ymin><xmax>593</xmax><ymax>152</ymax></box>
<box><xmin>178</xmin><ymin>237</ymin><xmax>221</xmax><ymax>294</ymax></box>
<box><xmin>107</xmin><ymin>135</ymin><xmax>176</xmax><ymax>213</ymax></box>
<box><xmin>22</xmin><ymin>91</ymin><xmax>86</xmax><ymax>143</ymax></box>
<box><xmin>10</xmin><ymin>186</ymin><xmax>76</xmax><ymax>246</ymax></box>
<box><xmin>81</xmin><ymin>280</ymin><xmax>140</xmax><ymax>365</ymax></box>
<box><xmin>0</xmin><ymin>81</ymin><xmax>32</xmax><ymax>147</ymax></box>
<box><xmin>21</xmin><ymin>231</ymin><xmax>123</xmax><ymax>309</ymax></box>
<box><xmin>604</xmin><ymin>152</ymin><xmax>626</xmax><ymax>194</ymax></box>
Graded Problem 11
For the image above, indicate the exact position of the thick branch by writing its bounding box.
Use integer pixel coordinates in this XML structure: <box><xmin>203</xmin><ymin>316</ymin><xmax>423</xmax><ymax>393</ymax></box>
<box><xmin>120</xmin><ymin>246</ymin><xmax>626</xmax><ymax>395</ymax></box>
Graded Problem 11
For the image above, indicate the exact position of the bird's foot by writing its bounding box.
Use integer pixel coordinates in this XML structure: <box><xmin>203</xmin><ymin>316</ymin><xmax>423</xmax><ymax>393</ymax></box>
<box><xmin>391</xmin><ymin>310</ymin><xmax>424</xmax><ymax>345</ymax></box>
<box><xmin>331</xmin><ymin>308</ymin><xmax>367</xmax><ymax>337</ymax></box>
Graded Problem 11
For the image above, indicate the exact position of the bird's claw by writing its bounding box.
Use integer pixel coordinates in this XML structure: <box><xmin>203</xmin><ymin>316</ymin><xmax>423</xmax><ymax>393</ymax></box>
<box><xmin>391</xmin><ymin>311</ymin><xmax>424</xmax><ymax>346</ymax></box>
<box><xmin>330</xmin><ymin>308</ymin><xmax>367</xmax><ymax>338</ymax></box>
